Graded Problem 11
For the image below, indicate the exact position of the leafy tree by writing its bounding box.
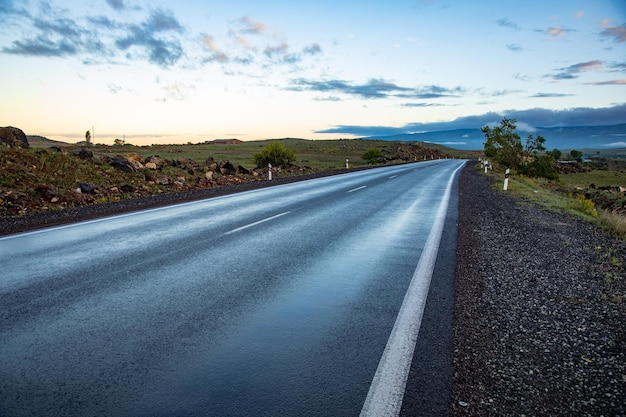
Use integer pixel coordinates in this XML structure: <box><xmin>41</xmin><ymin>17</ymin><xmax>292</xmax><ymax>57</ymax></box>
<box><xmin>113</xmin><ymin>138</ymin><xmax>125</xmax><ymax>146</ymax></box>
<box><xmin>524</xmin><ymin>154</ymin><xmax>559</xmax><ymax>180</ymax></box>
<box><xmin>550</xmin><ymin>148</ymin><xmax>562</xmax><ymax>160</ymax></box>
<box><xmin>362</xmin><ymin>148</ymin><xmax>385</xmax><ymax>164</ymax></box>
<box><xmin>483</xmin><ymin>118</ymin><xmax>559</xmax><ymax>180</ymax></box>
<box><xmin>570</xmin><ymin>149</ymin><xmax>583</xmax><ymax>163</ymax></box>
<box><xmin>85</xmin><ymin>130</ymin><xmax>91</xmax><ymax>145</ymax></box>
<box><xmin>481</xmin><ymin>118</ymin><xmax>523</xmax><ymax>170</ymax></box>
<box><xmin>253</xmin><ymin>142</ymin><xmax>296</xmax><ymax>169</ymax></box>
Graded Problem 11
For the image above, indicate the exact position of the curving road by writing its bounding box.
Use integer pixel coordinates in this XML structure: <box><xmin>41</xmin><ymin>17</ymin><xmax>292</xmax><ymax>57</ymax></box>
<box><xmin>0</xmin><ymin>159</ymin><xmax>465</xmax><ymax>417</ymax></box>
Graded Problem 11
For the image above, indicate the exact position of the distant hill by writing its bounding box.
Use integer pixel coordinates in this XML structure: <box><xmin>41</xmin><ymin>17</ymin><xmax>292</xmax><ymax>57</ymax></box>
<box><xmin>363</xmin><ymin>124</ymin><xmax>626</xmax><ymax>151</ymax></box>
<box><xmin>27</xmin><ymin>135</ymin><xmax>74</xmax><ymax>148</ymax></box>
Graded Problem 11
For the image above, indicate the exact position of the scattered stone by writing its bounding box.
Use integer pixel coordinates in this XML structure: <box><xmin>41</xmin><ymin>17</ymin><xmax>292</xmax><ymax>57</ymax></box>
<box><xmin>73</xmin><ymin>148</ymin><xmax>94</xmax><ymax>159</ymax></box>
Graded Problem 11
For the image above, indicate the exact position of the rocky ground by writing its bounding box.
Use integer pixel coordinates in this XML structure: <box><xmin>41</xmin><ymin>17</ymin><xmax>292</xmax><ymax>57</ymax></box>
<box><xmin>451</xmin><ymin>164</ymin><xmax>625</xmax><ymax>416</ymax></box>
<box><xmin>1</xmin><ymin>163</ymin><xmax>624</xmax><ymax>416</ymax></box>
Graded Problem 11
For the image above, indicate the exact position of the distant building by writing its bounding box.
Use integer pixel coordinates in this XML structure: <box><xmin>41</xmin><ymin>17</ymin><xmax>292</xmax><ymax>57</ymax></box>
<box><xmin>205</xmin><ymin>139</ymin><xmax>243</xmax><ymax>145</ymax></box>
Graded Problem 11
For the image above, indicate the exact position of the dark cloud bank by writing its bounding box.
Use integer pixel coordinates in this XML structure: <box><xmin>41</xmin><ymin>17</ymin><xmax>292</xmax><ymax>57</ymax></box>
<box><xmin>317</xmin><ymin>104</ymin><xmax>626</xmax><ymax>150</ymax></box>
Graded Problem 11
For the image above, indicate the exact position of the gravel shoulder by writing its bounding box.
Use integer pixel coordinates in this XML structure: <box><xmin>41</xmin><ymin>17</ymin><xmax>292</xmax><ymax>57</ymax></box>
<box><xmin>2</xmin><ymin>162</ymin><xmax>624</xmax><ymax>415</ymax></box>
<box><xmin>451</xmin><ymin>163</ymin><xmax>625</xmax><ymax>416</ymax></box>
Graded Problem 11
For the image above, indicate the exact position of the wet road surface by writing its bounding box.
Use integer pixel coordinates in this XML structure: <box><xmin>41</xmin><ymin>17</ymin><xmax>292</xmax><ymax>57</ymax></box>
<box><xmin>0</xmin><ymin>160</ymin><xmax>464</xmax><ymax>416</ymax></box>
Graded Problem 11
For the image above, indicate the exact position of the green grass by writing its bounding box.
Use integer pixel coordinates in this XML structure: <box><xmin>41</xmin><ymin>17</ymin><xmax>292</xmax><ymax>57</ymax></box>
<box><xmin>484</xmin><ymin>166</ymin><xmax>626</xmax><ymax>239</ymax></box>
<box><xmin>560</xmin><ymin>170</ymin><xmax>625</xmax><ymax>189</ymax></box>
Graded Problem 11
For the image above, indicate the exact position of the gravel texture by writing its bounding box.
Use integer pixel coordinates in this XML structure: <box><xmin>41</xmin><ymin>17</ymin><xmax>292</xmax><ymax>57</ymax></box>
<box><xmin>451</xmin><ymin>164</ymin><xmax>625</xmax><ymax>416</ymax></box>
<box><xmin>1</xmin><ymin>163</ymin><xmax>624</xmax><ymax>416</ymax></box>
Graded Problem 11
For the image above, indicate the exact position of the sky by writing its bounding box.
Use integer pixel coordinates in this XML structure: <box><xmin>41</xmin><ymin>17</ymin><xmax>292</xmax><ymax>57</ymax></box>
<box><xmin>0</xmin><ymin>0</ymin><xmax>625</xmax><ymax>145</ymax></box>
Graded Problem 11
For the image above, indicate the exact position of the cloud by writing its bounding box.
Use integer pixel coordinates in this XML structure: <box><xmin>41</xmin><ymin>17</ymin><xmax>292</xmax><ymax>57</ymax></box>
<box><xmin>157</xmin><ymin>81</ymin><xmax>196</xmax><ymax>102</ymax></box>
<box><xmin>235</xmin><ymin>16</ymin><xmax>266</xmax><ymax>34</ymax></box>
<box><xmin>314</xmin><ymin>104</ymin><xmax>626</xmax><ymax>136</ymax></box>
<box><xmin>114</xmin><ymin>9</ymin><xmax>185</xmax><ymax>67</ymax></box>
<box><xmin>550</xmin><ymin>59</ymin><xmax>603</xmax><ymax>80</ymax></box>
<box><xmin>531</xmin><ymin>92</ymin><xmax>574</xmax><ymax>98</ymax></box>
<box><xmin>497</xmin><ymin>18</ymin><xmax>521</xmax><ymax>31</ymax></box>
<box><xmin>600</xmin><ymin>24</ymin><xmax>626</xmax><ymax>43</ymax></box>
<box><xmin>201</xmin><ymin>34</ymin><xmax>229</xmax><ymax>63</ymax></box>
<box><xmin>289</xmin><ymin>78</ymin><xmax>465</xmax><ymax>100</ymax></box>
<box><xmin>506</xmin><ymin>43</ymin><xmax>523</xmax><ymax>52</ymax></box>
<box><xmin>584</xmin><ymin>79</ymin><xmax>626</xmax><ymax>85</ymax></box>
<box><xmin>536</xmin><ymin>26</ymin><xmax>575</xmax><ymax>37</ymax></box>
<box><xmin>401</xmin><ymin>103</ymin><xmax>444</xmax><ymax>108</ymax></box>
<box><xmin>1</xmin><ymin>3</ymin><xmax>187</xmax><ymax>67</ymax></box>
<box><xmin>106</xmin><ymin>0</ymin><xmax>126</xmax><ymax>12</ymax></box>
<box><xmin>302</xmin><ymin>43</ymin><xmax>322</xmax><ymax>55</ymax></box>
<box><xmin>605</xmin><ymin>141</ymin><xmax>626</xmax><ymax>148</ymax></box>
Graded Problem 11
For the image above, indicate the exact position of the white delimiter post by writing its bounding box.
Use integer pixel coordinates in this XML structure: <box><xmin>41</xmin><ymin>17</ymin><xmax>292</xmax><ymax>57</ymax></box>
<box><xmin>503</xmin><ymin>168</ymin><xmax>510</xmax><ymax>190</ymax></box>
<box><xmin>268</xmin><ymin>163</ymin><xmax>272</xmax><ymax>180</ymax></box>
<box><xmin>346</xmin><ymin>159</ymin><xmax>349</xmax><ymax>169</ymax></box>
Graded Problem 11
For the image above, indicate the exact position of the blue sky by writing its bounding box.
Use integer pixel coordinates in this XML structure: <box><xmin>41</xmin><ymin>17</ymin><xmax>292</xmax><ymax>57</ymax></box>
<box><xmin>0</xmin><ymin>0</ymin><xmax>625</xmax><ymax>145</ymax></box>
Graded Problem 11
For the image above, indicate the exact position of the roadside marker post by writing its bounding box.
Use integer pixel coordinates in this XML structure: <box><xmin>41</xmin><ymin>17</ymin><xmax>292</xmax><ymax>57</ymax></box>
<box><xmin>268</xmin><ymin>163</ymin><xmax>272</xmax><ymax>181</ymax></box>
<box><xmin>346</xmin><ymin>159</ymin><xmax>349</xmax><ymax>169</ymax></box>
<box><xmin>503</xmin><ymin>168</ymin><xmax>510</xmax><ymax>190</ymax></box>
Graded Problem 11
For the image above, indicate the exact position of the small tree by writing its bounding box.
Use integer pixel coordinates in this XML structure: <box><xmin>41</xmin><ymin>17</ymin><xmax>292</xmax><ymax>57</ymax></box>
<box><xmin>570</xmin><ymin>149</ymin><xmax>583</xmax><ymax>163</ymax></box>
<box><xmin>85</xmin><ymin>130</ymin><xmax>91</xmax><ymax>145</ymax></box>
<box><xmin>362</xmin><ymin>148</ymin><xmax>384</xmax><ymax>165</ymax></box>
<box><xmin>253</xmin><ymin>142</ymin><xmax>296</xmax><ymax>169</ymax></box>
<box><xmin>481</xmin><ymin>118</ymin><xmax>523</xmax><ymax>170</ymax></box>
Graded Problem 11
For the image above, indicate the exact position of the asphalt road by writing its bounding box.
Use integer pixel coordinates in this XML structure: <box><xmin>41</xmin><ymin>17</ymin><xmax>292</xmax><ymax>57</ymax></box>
<box><xmin>0</xmin><ymin>159</ymin><xmax>465</xmax><ymax>417</ymax></box>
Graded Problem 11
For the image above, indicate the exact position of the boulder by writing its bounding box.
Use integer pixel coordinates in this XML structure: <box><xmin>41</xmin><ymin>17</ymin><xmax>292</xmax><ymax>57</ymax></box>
<box><xmin>120</xmin><ymin>184</ymin><xmax>135</xmax><ymax>193</ymax></box>
<box><xmin>173</xmin><ymin>157</ymin><xmax>199</xmax><ymax>171</ymax></box>
<box><xmin>127</xmin><ymin>152</ymin><xmax>143</xmax><ymax>163</ymax></box>
<box><xmin>144</xmin><ymin>156</ymin><xmax>167</xmax><ymax>170</ymax></box>
<box><xmin>73</xmin><ymin>148</ymin><xmax>94</xmax><ymax>159</ymax></box>
<box><xmin>0</xmin><ymin>126</ymin><xmax>29</xmax><ymax>148</ymax></box>
<box><xmin>237</xmin><ymin>165</ymin><xmax>250</xmax><ymax>175</ymax></box>
<box><xmin>219</xmin><ymin>160</ymin><xmax>236</xmax><ymax>175</ymax></box>
<box><xmin>205</xmin><ymin>157</ymin><xmax>218</xmax><ymax>171</ymax></box>
<box><xmin>109</xmin><ymin>156</ymin><xmax>136</xmax><ymax>173</ymax></box>
<box><xmin>78</xmin><ymin>183</ymin><xmax>99</xmax><ymax>194</ymax></box>
<box><xmin>145</xmin><ymin>162</ymin><xmax>158</xmax><ymax>170</ymax></box>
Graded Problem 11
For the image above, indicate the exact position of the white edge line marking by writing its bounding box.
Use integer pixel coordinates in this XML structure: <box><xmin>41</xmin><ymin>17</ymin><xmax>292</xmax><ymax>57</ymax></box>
<box><xmin>223</xmin><ymin>211</ymin><xmax>291</xmax><ymax>235</ymax></box>
<box><xmin>389</xmin><ymin>175</ymin><xmax>397</xmax><ymax>179</ymax></box>
<box><xmin>348</xmin><ymin>185</ymin><xmax>367</xmax><ymax>193</ymax></box>
<box><xmin>360</xmin><ymin>162</ymin><xmax>465</xmax><ymax>417</ymax></box>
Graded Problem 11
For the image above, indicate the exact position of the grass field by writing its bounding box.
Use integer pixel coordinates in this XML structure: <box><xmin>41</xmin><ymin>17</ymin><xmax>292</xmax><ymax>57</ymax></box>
<box><xmin>28</xmin><ymin>136</ymin><xmax>474</xmax><ymax>170</ymax></box>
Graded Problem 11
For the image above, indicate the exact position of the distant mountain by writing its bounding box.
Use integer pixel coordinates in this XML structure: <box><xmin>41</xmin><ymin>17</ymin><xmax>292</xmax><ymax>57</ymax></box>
<box><xmin>362</xmin><ymin>124</ymin><xmax>626</xmax><ymax>151</ymax></box>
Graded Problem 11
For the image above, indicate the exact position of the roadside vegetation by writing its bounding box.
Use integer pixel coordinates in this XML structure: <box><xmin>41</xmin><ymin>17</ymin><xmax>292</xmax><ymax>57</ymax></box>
<box><xmin>1</xmin><ymin>133</ymin><xmax>458</xmax><ymax>218</ymax></box>
<box><xmin>481</xmin><ymin>118</ymin><xmax>626</xmax><ymax>239</ymax></box>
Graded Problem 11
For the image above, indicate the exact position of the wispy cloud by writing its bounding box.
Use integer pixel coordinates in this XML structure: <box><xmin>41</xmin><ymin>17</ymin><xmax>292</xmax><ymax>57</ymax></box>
<box><xmin>106</xmin><ymin>0</ymin><xmax>126</xmax><ymax>12</ymax></box>
<box><xmin>497</xmin><ymin>18</ymin><xmax>521</xmax><ymax>31</ymax></box>
<box><xmin>0</xmin><ymin>3</ymin><xmax>322</xmax><ymax>73</ymax></box>
<box><xmin>537</xmin><ymin>26</ymin><xmax>575</xmax><ymax>38</ymax></box>
<box><xmin>600</xmin><ymin>23</ymin><xmax>626</xmax><ymax>43</ymax></box>
<box><xmin>114</xmin><ymin>9</ymin><xmax>185</xmax><ymax>67</ymax></box>
<box><xmin>235</xmin><ymin>16</ymin><xmax>266</xmax><ymax>34</ymax></box>
<box><xmin>506</xmin><ymin>43</ymin><xmax>523</xmax><ymax>52</ymax></box>
<box><xmin>550</xmin><ymin>59</ymin><xmax>602</xmax><ymax>80</ymax></box>
<box><xmin>288</xmin><ymin>78</ymin><xmax>463</xmax><ymax>100</ymax></box>
<box><xmin>1</xmin><ymin>3</ymin><xmax>185</xmax><ymax>67</ymax></box>
<box><xmin>531</xmin><ymin>92</ymin><xmax>574</xmax><ymax>98</ymax></box>
<box><xmin>201</xmin><ymin>17</ymin><xmax>321</xmax><ymax>69</ymax></box>
<box><xmin>583</xmin><ymin>79</ymin><xmax>626</xmax><ymax>85</ymax></box>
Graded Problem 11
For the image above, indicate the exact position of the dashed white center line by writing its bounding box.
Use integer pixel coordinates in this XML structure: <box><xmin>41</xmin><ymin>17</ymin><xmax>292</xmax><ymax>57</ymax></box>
<box><xmin>223</xmin><ymin>211</ymin><xmax>291</xmax><ymax>235</ymax></box>
<box><xmin>389</xmin><ymin>175</ymin><xmax>397</xmax><ymax>179</ymax></box>
<box><xmin>348</xmin><ymin>185</ymin><xmax>367</xmax><ymax>193</ymax></box>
